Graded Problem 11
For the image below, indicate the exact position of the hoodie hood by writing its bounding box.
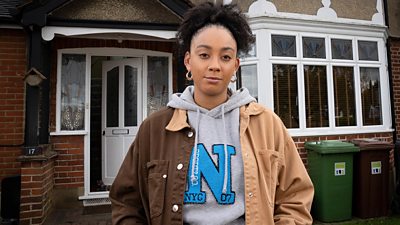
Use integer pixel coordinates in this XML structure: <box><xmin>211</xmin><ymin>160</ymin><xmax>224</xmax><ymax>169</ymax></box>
<box><xmin>167</xmin><ymin>85</ymin><xmax>256</xmax><ymax>116</ymax></box>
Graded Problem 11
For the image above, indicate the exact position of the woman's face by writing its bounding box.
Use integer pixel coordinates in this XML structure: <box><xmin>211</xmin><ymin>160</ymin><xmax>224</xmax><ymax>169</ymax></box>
<box><xmin>184</xmin><ymin>25</ymin><xmax>239</xmax><ymax>107</ymax></box>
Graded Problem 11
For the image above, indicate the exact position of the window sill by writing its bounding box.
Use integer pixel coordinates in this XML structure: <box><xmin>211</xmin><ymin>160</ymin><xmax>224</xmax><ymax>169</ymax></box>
<box><xmin>289</xmin><ymin>127</ymin><xmax>394</xmax><ymax>137</ymax></box>
<box><xmin>50</xmin><ymin>131</ymin><xmax>88</xmax><ymax>136</ymax></box>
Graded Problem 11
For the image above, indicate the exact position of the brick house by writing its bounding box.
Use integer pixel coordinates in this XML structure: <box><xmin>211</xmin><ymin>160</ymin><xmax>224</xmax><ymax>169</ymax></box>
<box><xmin>0</xmin><ymin>0</ymin><xmax>398</xmax><ymax>224</ymax></box>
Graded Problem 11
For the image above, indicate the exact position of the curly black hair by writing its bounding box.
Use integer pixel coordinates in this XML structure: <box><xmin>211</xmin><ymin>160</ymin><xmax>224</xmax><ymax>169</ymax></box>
<box><xmin>176</xmin><ymin>2</ymin><xmax>255</xmax><ymax>57</ymax></box>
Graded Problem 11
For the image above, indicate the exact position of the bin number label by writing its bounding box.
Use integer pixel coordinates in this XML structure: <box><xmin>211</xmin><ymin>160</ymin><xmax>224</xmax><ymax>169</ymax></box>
<box><xmin>371</xmin><ymin>161</ymin><xmax>381</xmax><ymax>175</ymax></box>
<box><xmin>334</xmin><ymin>162</ymin><xmax>346</xmax><ymax>176</ymax></box>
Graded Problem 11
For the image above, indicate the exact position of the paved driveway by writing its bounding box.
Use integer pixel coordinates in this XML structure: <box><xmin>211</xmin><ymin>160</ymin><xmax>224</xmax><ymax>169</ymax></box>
<box><xmin>43</xmin><ymin>208</ymin><xmax>111</xmax><ymax>225</ymax></box>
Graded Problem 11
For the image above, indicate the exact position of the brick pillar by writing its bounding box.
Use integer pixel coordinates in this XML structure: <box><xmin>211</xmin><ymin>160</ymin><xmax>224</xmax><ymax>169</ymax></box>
<box><xmin>18</xmin><ymin>145</ymin><xmax>57</xmax><ymax>225</ymax></box>
<box><xmin>391</xmin><ymin>38</ymin><xmax>400</xmax><ymax>139</ymax></box>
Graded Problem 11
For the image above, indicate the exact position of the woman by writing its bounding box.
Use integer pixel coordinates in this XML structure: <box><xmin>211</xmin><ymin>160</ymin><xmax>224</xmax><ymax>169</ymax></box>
<box><xmin>110</xmin><ymin>2</ymin><xmax>314</xmax><ymax>225</ymax></box>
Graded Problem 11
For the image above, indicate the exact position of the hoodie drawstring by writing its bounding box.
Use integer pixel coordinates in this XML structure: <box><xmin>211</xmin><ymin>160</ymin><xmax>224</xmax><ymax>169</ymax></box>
<box><xmin>190</xmin><ymin>108</ymin><xmax>201</xmax><ymax>186</ymax></box>
<box><xmin>221</xmin><ymin>104</ymin><xmax>228</xmax><ymax>194</ymax></box>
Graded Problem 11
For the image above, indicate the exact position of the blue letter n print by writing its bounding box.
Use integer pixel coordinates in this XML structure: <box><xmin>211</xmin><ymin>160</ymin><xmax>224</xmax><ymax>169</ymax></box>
<box><xmin>184</xmin><ymin>144</ymin><xmax>236</xmax><ymax>205</ymax></box>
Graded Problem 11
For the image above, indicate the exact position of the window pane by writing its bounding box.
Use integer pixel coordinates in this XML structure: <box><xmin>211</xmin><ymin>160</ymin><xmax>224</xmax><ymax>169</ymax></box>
<box><xmin>238</xmin><ymin>64</ymin><xmax>258</xmax><ymax>99</ymax></box>
<box><xmin>125</xmin><ymin>66</ymin><xmax>138</xmax><ymax>126</ymax></box>
<box><xmin>273</xmin><ymin>64</ymin><xmax>299</xmax><ymax>128</ymax></box>
<box><xmin>358</xmin><ymin>41</ymin><xmax>378</xmax><ymax>61</ymax></box>
<box><xmin>304</xmin><ymin>65</ymin><xmax>328</xmax><ymax>128</ymax></box>
<box><xmin>360</xmin><ymin>67</ymin><xmax>382</xmax><ymax>125</ymax></box>
<box><xmin>106</xmin><ymin>67</ymin><xmax>119</xmax><ymax>127</ymax></box>
<box><xmin>239</xmin><ymin>37</ymin><xmax>256</xmax><ymax>58</ymax></box>
<box><xmin>272</xmin><ymin>35</ymin><xmax>296</xmax><ymax>57</ymax></box>
<box><xmin>331</xmin><ymin>39</ymin><xmax>353</xmax><ymax>60</ymax></box>
<box><xmin>333</xmin><ymin>67</ymin><xmax>356</xmax><ymax>126</ymax></box>
<box><xmin>148</xmin><ymin>56</ymin><xmax>169</xmax><ymax>115</ymax></box>
<box><xmin>61</xmin><ymin>54</ymin><xmax>86</xmax><ymax>131</ymax></box>
<box><xmin>303</xmin><ymin>37</ymin><xmax>326</xmax><ymax>58</ymax></box>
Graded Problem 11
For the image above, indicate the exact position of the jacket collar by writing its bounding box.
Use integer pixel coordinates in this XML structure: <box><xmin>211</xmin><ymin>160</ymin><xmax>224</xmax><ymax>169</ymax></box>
<box><xmin>165</xmin><ymin>108</ymin><xmax>191</xmax><ymax>131</ymax></box>
<box><xmin>165</xmin><ymin>102</ymin><xmax>264</xmax><ymax>132</ymax></box>
<box><xmin>242</xmin><ymin>102</ymin><xmax>264</xmax><ymax>116</ymax></box>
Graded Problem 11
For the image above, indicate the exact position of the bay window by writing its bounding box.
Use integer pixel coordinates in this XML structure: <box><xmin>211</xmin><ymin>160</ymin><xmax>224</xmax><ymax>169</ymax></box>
<box><xmin>238</xmin><ymin>27</ymin><xmax>391</xmax><ymax>135</ymax></box>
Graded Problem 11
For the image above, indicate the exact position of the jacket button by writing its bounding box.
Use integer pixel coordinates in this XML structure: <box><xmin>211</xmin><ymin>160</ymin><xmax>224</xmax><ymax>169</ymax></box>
<box><xmin>187</xmin><ymin>131</ymin><xmax>194</xmax><ymax>138</ymax></box>
<box><xmin>248</xmin><ymin>192</ymin><xmax>254</xmax><ymax>198</ymax></box>
<box><xmin>172</xmin><ymin>204</ymin><xmax>179</xmax><ymax>212</ymax></box>
<box><xmin>177</xmin><ymin>163</ymin><xmax>183</xmax><ymax>170</ymax></box>
<box><xmin>162</xmin><ymin>174</ymin><xmax>167</xmax><ymax>178</ymax></box>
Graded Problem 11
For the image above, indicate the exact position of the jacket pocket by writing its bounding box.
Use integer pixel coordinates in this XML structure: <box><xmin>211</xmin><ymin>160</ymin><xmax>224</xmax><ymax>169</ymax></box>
<box><xmin>147</xmin><ymin>160</ymin><xmax>169</xmax><ymax>219</ymax></box>
<box><xmin>258</xmin><ymin>149</ymin><xmax>282</xmax><ymax>207</ymax></box>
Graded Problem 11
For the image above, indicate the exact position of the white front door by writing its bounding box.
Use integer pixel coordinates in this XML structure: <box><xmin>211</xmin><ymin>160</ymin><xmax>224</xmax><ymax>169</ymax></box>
<box><xmin>102</xmin><ymin>58</ymin><xmax>142</xmax><ymax>185</ymax></box>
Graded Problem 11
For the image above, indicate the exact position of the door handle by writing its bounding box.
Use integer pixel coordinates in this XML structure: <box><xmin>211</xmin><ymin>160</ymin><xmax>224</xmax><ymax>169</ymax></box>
<box><xmin>102</xmin><ymin>130</ymin><xmax>105</xmax><ymax>136</ymax></box>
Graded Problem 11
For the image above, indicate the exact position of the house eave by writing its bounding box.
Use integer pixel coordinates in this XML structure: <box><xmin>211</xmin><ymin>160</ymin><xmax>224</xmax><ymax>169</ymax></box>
<box><xmin>47</xmin><ymin>18</ymin><xmax>179</xmax><ymax>31</ymax></box>
<box><xmin>41</xmin><ymin>26</ymin><xmax>177</xmax><ymax>41</ymax></box>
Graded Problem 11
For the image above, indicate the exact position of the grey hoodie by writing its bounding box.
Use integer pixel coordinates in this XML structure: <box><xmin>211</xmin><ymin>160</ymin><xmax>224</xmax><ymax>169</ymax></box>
<box><xmin>167</xmin><ymin>85</ymin><xmax>256</xmax><ymax>225</ymax></box>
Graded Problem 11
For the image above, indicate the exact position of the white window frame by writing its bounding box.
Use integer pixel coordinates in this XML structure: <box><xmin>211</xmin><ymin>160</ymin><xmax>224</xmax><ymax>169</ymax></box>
<box><xmin>248</xmin><ymin>18</ymin><xmax>391</xmax><ymax>137</ymax></box>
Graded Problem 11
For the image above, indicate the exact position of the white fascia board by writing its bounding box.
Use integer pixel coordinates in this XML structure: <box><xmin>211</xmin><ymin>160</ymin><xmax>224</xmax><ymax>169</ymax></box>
<box><xmin>42</xmin><ymin>26</ymin><xmax>177</xmax><ymax>41</ymax></box>
<box><xmin>249</xmin><ymin>16</ymin><xmax>388</xmax><ymax>40</ymax></box>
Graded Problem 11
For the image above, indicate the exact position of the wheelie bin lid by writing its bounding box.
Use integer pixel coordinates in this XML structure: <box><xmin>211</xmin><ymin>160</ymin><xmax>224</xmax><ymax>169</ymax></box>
<box><xmin>305</xmin><ymin>140</ymin><xmax>359</xmax><ymax>154</ymax></box>
<box><xmin>350</xmin><ymin>138</ymin><xmax>394</xmax><ymax>151</ymax></box>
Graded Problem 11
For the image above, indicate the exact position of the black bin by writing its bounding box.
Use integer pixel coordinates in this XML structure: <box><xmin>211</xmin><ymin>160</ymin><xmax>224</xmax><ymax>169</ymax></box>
<box><xmin>1</xmin><ymin>175</ymin><xmax>21</xmax><ymax>224</ymax></box>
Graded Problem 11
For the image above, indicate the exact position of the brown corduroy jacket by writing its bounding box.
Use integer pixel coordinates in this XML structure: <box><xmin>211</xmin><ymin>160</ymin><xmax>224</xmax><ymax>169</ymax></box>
<box><xmin>109</xmin><ymin>102</ymin><xmax>314</xmax><ymax>225</ymax></box>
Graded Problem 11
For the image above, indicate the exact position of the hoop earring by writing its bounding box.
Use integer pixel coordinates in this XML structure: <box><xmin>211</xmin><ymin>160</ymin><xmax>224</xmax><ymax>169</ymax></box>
<box><xmin>230</xmin><ymin>74</ymin><xmax>237</xmax><ymax>83</ymax></box>
<box><xmin>186</xmin><ymin>71</ymin><xmax>193</xmax><ymax>81</ymax></box>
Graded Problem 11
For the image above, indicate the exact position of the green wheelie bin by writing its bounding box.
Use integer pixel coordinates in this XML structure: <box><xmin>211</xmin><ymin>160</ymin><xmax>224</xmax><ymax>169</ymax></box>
<box><xmin>306</xmin><ymin>140</ymin><xmax>359</xmax><ymax>222</ymax></box>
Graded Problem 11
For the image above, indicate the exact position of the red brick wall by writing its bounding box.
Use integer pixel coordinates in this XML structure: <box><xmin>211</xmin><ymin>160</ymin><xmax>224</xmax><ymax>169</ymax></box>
<box><xmin>19</xmin><ymin>156</ymin><xmax>56</xmax><ymax>225</ymax></box>
<box><xmin>50</xmin><ymin>136</ymin><xmax>84</xmax><ymax>188</ymax></box>
<box><xmin>391</xmin><ymin>37</ymin><xmax>400</xmax><ymax>139</ymax></box>
<box><xmin>0</xmin><ymin>28</ymin><xmax>27</xmax><ymax>183</ymax></box>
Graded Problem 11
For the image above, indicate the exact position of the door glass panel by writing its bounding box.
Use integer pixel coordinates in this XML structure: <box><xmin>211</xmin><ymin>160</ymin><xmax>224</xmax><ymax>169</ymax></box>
<box><xmin>333</xmin><ymin>67</ymin><xmax>356</xmax><ymax>126</ymax></box>
<box><xmin>358</xmin><ymin>41</ymin><xmax>378</xmax><ymax>61</ymax></box>
<box><xmin>360</xmin><ymin>67</ymin><xmax>382</xmax><ymax>125</ymax></box>
<box><xmin>331</xmin><ymin>39</ymin><xmax>353</xmax><ymax>60</ymax></box>
<box><xmin>106</xmin><ymin>67</ymin><xmax>119</xmax><ymax>127</ymax></box>
<box><xmin>147</xmin><ymin>56</ymin><xmax>169</xmax><ymax>115</ymax></box>
<box><xmin>125</xmin><ymin>66</ymin><xmax>138</xmax><ymax>126</ymax></box>
<box><xmin>273</xmin><ymin>64</ymin><xmax>299</xmax><ymax>128</ymax></box>
<box><xmin>60</xmin><ymin>54</ymin><xmax>86</xmax><ymax>131</ymax></box>
<box><xmin>272</xmin><ymin>35</ymin><xmax>296</xmax><ymax>57</ymax></box>
<box><xmin>304</xmin><ymin>65</ymin><xmax>328</xmax><ymax>128</ymax></box>
<box><xmin>238</xmin><ymin>64</ymin><xmax>258</xmax><ymax>99</ymax></box>
<box><xmin>303</xmin><ymin>37</ymin><xmax>326</xmax><ymax>59</ymax></box>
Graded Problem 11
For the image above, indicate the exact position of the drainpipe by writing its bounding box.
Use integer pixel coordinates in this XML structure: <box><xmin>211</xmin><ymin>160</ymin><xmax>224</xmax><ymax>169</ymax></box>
<box><xmin>24</xmin><ymin>25</ymin><xmax>50</xmax><ymax>148</ymax></box>
<box><xmin>24</xmin><ymin>26</ymin><xmax>40</xmax><ymax>147</ymax></box>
